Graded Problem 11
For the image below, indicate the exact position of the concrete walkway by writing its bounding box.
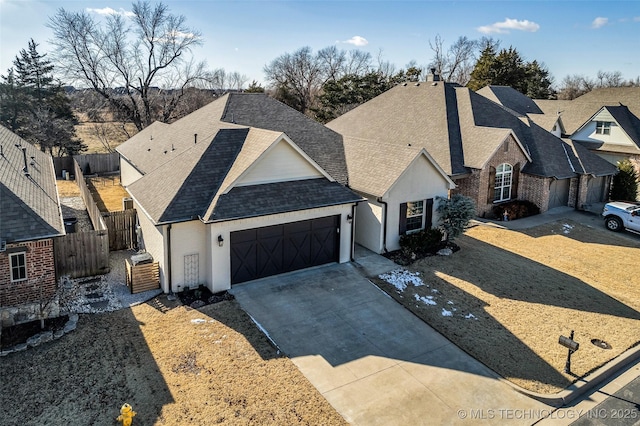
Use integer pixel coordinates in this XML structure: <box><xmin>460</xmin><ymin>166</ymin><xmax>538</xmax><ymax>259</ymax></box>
<box><xmin>230</xmin><ymin>260</ymin><xmax>550</xmax><ymax>425</ymax></box>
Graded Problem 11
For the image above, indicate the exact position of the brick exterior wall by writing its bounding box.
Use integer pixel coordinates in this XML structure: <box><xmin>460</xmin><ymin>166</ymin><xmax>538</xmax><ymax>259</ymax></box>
<box><xmin>452</xmin><ymin>135</ymin><xmax>534</xmax><ymax>217</ymax></box>
<box><xmin>519</xmin><ymin>174</ymin><xmax>552</xmax><ymax>212</ymax></box>
<box><xmin>0</xmin><ymin>239</ymin><xmax>57</xmax><ymax>308</ymax></box>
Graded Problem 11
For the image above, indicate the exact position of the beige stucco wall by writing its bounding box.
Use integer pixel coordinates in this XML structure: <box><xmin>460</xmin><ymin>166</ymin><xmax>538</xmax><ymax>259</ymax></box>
<box><xmin>354</xmin><ymin>196</ymin><xmax>384</xmax><ymax>253</ymax></box>
<box><xmin>379</xmin><ymin>155</ymin><xmax>451</xmax><ymax>252</ymax></box>
<box><xmin>134</xmin><ymin>200</ymin><xmax>168</xmax><ymax>292</ymax></box>
<box><xmin>119</xmin><ymin>157</ymin><xmax>143</xmax><ymax>188</ymax></box>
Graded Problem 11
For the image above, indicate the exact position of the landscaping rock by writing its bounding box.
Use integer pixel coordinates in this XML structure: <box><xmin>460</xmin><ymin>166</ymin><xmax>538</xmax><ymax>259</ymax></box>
<box><xmin>190</xmin><ymin>300</ymin><xmax>205</xmax><ymax>309</ymax></box>
<box><xmin>40</xmin><ymin>331</ymin><xmax>54</xmax><ymax>343</ymax></box>
<box><xmin>437</xmin><ymin>248</ymin><xmax>453</xmax><ymax>256</ymax></box>
<box><xmin>26</xmin><ymin>334</ymin><xmax>42</xmax><ymax>347</ymax></box>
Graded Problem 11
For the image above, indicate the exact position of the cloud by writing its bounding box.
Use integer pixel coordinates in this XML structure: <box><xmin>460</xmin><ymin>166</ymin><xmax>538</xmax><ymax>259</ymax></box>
<box><xmin>477</xmin><ymin>18</ymin><xmax>540</xmax><ymax>34</ymax></box>
<box><xmin>86</xmin><ymin>7</ymin><xmax>135</xmax><ymax>18</ymax></box>
<box><xmin>341</xmin><ymin>36</ymin><xmax>369</xmax><ymax>47</ymax></box>
<box><xmin>591</xmin><ymin>17</ymin><xmax>609</xmax><ymax>29</ymax></box>
<box><xmin>634</xmin><ymin>16</ymin><xmax>640</xmax><ymax>22</ymax></box>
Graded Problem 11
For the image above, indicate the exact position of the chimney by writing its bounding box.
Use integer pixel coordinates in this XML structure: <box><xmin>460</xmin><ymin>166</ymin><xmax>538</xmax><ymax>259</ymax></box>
<box><xmin>21</xmin><ymin>147</ymin><xmax>30</xmax><ymax>176</ymax></box>
<box><xmin>427</xmin><ymin>68</ymin><xmax>441</xmax><ymax>82</ymax></box>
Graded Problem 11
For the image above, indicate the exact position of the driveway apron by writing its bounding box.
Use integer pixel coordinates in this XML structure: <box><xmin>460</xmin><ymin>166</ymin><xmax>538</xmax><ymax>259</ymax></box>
<box><xmin>230</xmin><ymin>263</ymin><xmax>549</xmax><ymax>425</ymax></box>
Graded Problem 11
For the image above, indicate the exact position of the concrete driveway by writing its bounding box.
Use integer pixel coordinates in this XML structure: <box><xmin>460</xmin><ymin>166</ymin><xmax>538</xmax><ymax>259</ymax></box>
<box><xmin>230</xmin><ymin>260</ymin><xmax>549</xmax><ymax>425</ymax></box>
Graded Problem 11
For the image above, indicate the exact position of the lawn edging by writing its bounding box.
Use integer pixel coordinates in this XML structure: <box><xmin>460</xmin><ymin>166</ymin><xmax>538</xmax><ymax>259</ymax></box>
<box><xmin>505</xmin><ymin>343</ymin><xmax>640</xmax><ymax>407</ymax></box>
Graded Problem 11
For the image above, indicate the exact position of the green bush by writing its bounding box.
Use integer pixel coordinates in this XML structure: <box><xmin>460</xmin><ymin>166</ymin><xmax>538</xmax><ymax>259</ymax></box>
<box><xmin>491</xmin><ymin>200</ymin><xmax>540</xmax><ymax>220</ymax></box>
<box><xmin>400</xmin><ymin>228</ymin><xmax>444</xmax><ymax>257</ymax></box>
<box><xmin>610</xmin><ymin>159</ymin><xmax>639</xmax><ymax>201</ymax></box>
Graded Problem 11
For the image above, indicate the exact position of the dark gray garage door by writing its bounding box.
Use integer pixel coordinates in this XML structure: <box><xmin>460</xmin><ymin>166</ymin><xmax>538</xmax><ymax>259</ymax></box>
<box><xmin>549</xmin><ymin>178</ymin><xmax>570</xmax><ymax>209</ymax></box>
<box><xmin>230</xmin><ymin>216</ymin><xmax>340</xmax><ymax>284</ymax></box>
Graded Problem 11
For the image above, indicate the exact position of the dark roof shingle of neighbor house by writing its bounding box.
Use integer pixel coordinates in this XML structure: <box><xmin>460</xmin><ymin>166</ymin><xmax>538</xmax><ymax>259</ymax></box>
<box><xmin>117</xmin><ymin>94</ymin><xmax>360</xmax><ymax>224</ymax></box>
<box><xmin>327</xmin><ymin>82</ymin><xmax>614</xmax><ymax>181</ymax></box>
<box><xmin>0</xmin><ymin>125</ymin><xmax>64</xmax><ymax>242</ymax></box>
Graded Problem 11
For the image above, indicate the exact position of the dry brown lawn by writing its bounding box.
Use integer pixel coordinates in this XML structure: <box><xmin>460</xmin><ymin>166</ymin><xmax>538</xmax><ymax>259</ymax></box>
<box><xmin>87</xmin><ymin>176</ymin><xmax>131</xmax><ymax>212</ymax></box>
<box><xmin>56</xmin><ymin>179</ymin><xmax>81</xmax><ymax>198</ymax></box>
<box><xmin>75</xmin><ymin>121</ymin><xmax>138</xmax><ymax>154</ymax></box>
<box><xmin>374</xmin><ymin>219</ymin><xmax>640</xmax><ymax>394</ymax></box>
<box><xmin>0</xmin><ymin>299</ymin><xmax>346</xmax><ymax>425</ymax></box>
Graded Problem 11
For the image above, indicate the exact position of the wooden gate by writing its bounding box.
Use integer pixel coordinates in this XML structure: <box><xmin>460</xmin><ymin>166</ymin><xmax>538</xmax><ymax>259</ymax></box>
<box><xmin>103</xmin><ymin>209</ymin><xmax>137</xmax><ymax>251</ymax></box>
<box><xmin>54</xmin><ymin>230</ymin><xmax>110</xmax><ymax>278</ymax></box>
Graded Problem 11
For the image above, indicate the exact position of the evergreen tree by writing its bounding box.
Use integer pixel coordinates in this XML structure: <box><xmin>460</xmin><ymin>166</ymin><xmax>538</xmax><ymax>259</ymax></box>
<box><xmin>467</xmin><ymin>46</ymin><xmax>554</xmax><ymax>99</ymax></box>
<box><xmin>466</xmin><ymin>44</ymin><xmax>497</xmax><ymax>91</ymax></box>
<box><xmin>0</xmin><ymin>39</ymin><xmax>85</xmax><ymax>155</ymax></box>
<box><xmin>610</xmin><ymin>160</ymin><xmax>639</xmax><ymax>201</ymax></box>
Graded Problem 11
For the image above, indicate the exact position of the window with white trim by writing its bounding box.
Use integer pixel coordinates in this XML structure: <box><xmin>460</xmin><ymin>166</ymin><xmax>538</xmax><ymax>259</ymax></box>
<box><xmin>406</xmin><ymin>200</ymin><xmax>424</xmax><ymax>232</ymax></box>
<box><xmin>10</xmin><ymin>252</ymin><xmax>27</xmax><ymax>282</ymax></box>
<box><xmin>494</xmin><ymin>163</ymin><xmax>513</xmax><ymax>202</ymax></box>
<box><xmin>595</xmin><ymin>121</ymin><xmax>611</xmax><ymax>135</ymax></box>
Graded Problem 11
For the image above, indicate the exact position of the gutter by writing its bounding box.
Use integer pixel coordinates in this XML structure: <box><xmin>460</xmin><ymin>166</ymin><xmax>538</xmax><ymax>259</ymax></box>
<box><xmin>377</xmin><ymin>197</ymin><xmax>389</xmax><ymax>253</ymax></box>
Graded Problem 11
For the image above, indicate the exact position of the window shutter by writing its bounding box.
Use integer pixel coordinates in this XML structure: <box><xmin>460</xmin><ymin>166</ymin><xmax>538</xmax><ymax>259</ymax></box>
<box><xmin>487</xmin><ymin>166</ymin><xmax>496</xmax><ymax>204</ymax></box>
<box><xmin>399</xmin><ymin>203</ymin><xmax>408</xmax><ymax>235</ymax></box>
<box><xmin>512</xmin><ymin>163</ymin><xmax>520</xmax><ymax>199</ymax></box>
<box><xmin>425</xmin><ymin>198</ymin><xmax>434</xmax><ymax>228</ymax></box>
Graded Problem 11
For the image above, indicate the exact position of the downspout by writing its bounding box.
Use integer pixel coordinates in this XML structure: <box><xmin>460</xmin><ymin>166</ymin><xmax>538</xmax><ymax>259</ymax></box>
<box><xmin>377</xmin><ymin>197</ymin><xmax>389</xmax><ymax>253</ymax></box>
<box><xmin>166</xmin><ymin>224</ymin><xmax>172</xmax><ymax>293</ymax></box>
<box><xmin>350</xmin><ymin>203</ymin><xmax>357</xmax><ymax>262</ymax></box>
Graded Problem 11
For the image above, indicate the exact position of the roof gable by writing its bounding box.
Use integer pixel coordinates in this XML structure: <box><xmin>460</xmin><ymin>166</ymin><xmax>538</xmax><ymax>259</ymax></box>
<box><xmin>233</xmin><ymin>135</ymin><xmax>327</xmax><ymax>187</ymax></box>
<box><xmin>0</xmin><ymin>126</ymin><xmax>64</xmax><ymax>242</ymax></box>
<box><xmin>221</xmin><ymin>93</ymin><xmax>349</xmax><ymax>185</ymax></box>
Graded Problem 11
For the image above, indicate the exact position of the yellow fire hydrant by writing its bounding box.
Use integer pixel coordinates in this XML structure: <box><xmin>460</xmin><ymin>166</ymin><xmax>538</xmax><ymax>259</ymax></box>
<box><xmin>116</xmin><ymin>403</ymin><xmax>136</xmax><ymax>426</ymax></box>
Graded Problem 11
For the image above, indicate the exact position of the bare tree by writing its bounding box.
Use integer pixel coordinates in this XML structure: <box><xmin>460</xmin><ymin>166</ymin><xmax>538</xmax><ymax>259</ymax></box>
<box><xmin>264</xmin><ymin>46</ymin><xmax>326</xmax><ymax>114</ymax></box>
<box><xmin>48</xmin><ymin>1</ymin><xmax>207</xmax><ymax>131</ymax></box>
<box><xmin>428</xmin><ymin>35</ymin><xmax>478</xmax><ymax>85</ymax></box>
<box><xmin>557</xmin><ymin>71</ymin><xmax>634</xmax><ymax>99</ymax></box>
<box><xmin>228</xmin><ymin>71</ymin><xmax>248</xmax><ymax>91</ymax></box>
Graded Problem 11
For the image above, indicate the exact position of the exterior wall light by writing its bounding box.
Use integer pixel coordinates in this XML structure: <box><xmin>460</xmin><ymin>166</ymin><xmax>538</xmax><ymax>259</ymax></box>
<box><xmin>218</xmin><ymin>235</ymin><xmax>224</xmax><ymax>247</ymax></box>
<box><xmin>346</xmin><ymin>214</ymin><xmax>353</xmax><ymax>224</ymax></box>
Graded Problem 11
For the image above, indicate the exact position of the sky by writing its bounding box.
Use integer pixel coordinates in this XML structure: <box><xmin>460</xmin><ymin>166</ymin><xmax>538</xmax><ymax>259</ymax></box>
<box><xmin>1</xmin><ymin>0</ymin><xmax>639</xmax><ymax>88</ymax></box>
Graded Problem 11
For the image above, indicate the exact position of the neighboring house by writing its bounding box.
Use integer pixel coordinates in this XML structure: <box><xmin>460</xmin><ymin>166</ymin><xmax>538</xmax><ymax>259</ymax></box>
<box><xmin>117</xmin><ymin>93</ymin><xmax>362</xmax><ymax>293</ymax></box>
<box><xmin>327</xmin><ymin>75</ymin><xmax>616</xmax><ymax>223</ymax></box>
<box><xmin>535</xmin><ymin>88</ymin><xmax>640</xmax><ymax>185</ymax></box>
<box><xmin>0</xmin><ymin>125</ymin><xmax>65</xmax><ymax>326</ymax></box>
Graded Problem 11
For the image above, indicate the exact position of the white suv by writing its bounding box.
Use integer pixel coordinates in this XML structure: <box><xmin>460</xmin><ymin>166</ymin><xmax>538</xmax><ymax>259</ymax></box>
<box><xmin>602</xmin><ymin>202</ymin><xmax>640</xmax><ymax>233</ymax></box>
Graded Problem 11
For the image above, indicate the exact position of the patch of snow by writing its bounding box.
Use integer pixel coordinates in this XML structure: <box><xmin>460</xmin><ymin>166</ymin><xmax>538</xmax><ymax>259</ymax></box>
<box><xmin>191</xmin><ymin>319</ymin><xmax>207</xmax><ymax>324</ymax></box>
<box><xmin>465</xmin><ymin>313</ymin><xmax>477</xmax><ymax>320</ymax></box>
<box><xmin>562</xmin><ymin>223</ymin><xmax>574</xmax><ymax>234</ymax></box>
<box><xmin>431</xmin><ymin>289</ymin><xmax>439</xmax><ymax>294</ymax></box>
<box><xmin>447</xmin><ymin>300</ymin><xmax>454</xmax><ymax>305</ymax></box>
<box><xmin>441</xmin><ymin>308</ymin><xmax>453</xmax><ymax>317</ymax></box>
<box><xmin>414</xmin><ymin>293</ymin><xmax>437</xmax><ymax>306</ymax></box>
<box><xmin>379</xmin><ymin>269</ymin><xmax>425</xmax><ymax>292</ymax></box>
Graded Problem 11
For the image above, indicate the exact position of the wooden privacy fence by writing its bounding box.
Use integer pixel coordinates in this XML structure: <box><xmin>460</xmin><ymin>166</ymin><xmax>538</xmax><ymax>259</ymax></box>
<box><xmin>125</xmin><ymin>260</ymin><xmax>160</xmax><ymax>294</ymax></box>
<box><xmin>54</xmin><ymin>152</ymin><xmax>120</xmax><ymax>178</ymax></box>
<box><xmin>55</xmin><ymin>230</ymin><xmax>110</xmax><ymax>278</ymax></box>
<box><xmin>103</xmin><ymin>209</ymin><xmax>137</xmax><ymax>251</ymax></box>
<box><xmin>74</xmin><ymin>160</ymin><xmax>107</xmax><ymax>232</ymax></box>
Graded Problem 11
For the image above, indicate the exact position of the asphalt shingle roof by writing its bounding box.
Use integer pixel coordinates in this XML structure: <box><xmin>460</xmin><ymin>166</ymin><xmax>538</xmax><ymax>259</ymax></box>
<box><xmin>210</xmin><ymin>179</ymin><xmax>363</xmax><ymax>222</ymax></box>
<box><xmin>0</xmin><ymin>126</ymin><xmax>64</xmax><ymax>242</ymax></box>
<box><xmin>534</xmin><ymin>87</ymin><xmax>640</xmax><ymax>135</ymax></box>
<box><xmin>220</xmin><ymin>93</ymin><xmax>349</xmax><ymax>185</ymax></box>
<box><xmin>118</xmin><ymin>94</ymin><xmax>358</xmax><ymax>225</ymax></box>
<box><xmin>328</xmin><ymin>82</ymin><xmax>603</xmax><ymax>181</ymax></box>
